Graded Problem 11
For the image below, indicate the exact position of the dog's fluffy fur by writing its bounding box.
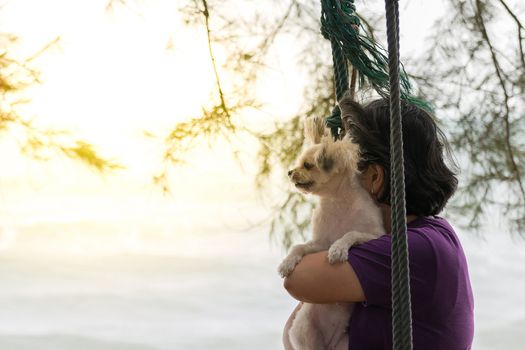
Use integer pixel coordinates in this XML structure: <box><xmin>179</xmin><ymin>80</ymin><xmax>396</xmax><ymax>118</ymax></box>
<box><xmin>278</xmin><ymin>115</ymin><xmax>384</xmax><ymax>350</ymax></box>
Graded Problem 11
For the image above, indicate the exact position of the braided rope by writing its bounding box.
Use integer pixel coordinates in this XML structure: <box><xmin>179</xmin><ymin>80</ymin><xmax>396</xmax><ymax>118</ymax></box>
<box><xmin>384</xmin><ymin>1</ymin><xmax>413</xmax><ymax>349</ymax></box>
<box><xmin>326</xmin><ymin>38</ymin><xmax>349</xmax><ymax>138</ymax></box>
<box><xmin>322</xmin><ymin>0</ymin><xmax>351</xmax><ymax>139</ymax></box>
<box><xmin>331</xmin><ymin>38</ymin><xmax>349</xmax><ymax>101</ymax></box>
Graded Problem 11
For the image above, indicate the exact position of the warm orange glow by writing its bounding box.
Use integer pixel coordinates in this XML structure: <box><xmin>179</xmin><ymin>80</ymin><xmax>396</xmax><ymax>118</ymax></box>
<box><xmin>0</xmin><ymin>0</ymin><xmax>266</xmax><ymax>241</ymax></box>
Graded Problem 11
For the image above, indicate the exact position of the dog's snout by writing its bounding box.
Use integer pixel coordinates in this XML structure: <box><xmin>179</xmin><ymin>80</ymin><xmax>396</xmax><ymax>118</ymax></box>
<box><xmin>288</xmin><ymin>169</ymin><xmax>294</xmax><ymax>177</ymax></box>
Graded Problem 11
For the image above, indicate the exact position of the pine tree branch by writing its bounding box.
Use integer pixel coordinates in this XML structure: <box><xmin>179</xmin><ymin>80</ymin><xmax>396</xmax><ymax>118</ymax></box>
<box><xmin>474</xmin><ymin>0</ymin><xmax>525</xmax><ymax>201</ymax></box>
<box><xmin>201</xmin><ymin>0</ymin><xmax>231</xmax><ymax>121</ymax></box>
<box><xmin>496</xmin><ymin>0</ymin><xmax>525</xmax><ymax>70</ymax></box>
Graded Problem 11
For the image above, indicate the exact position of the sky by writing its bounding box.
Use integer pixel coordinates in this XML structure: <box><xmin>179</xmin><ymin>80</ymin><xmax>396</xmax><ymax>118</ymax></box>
<box><xmin>0</xmin><ymin>0</ymin><xmax>447</xmax><ymax>238</ymax></box>
<box><xmin>0</xmin><ymin>0</ymin><xmax>252</xmax><ymax>230</ymax></box>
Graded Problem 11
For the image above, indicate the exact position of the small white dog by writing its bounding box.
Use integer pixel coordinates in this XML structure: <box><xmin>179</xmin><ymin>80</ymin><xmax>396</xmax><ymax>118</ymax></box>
<box><xmin>278</xmin><ymin>115</ymin><xmax>385</xmax><ymax>350</ymax></box>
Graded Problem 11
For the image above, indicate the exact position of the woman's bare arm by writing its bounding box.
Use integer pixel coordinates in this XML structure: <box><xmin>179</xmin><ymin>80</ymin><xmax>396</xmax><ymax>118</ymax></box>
<box><xmin>283</xmin><ymin>251</ymin><xmax>365</xmax><ymax>304</ymax></box>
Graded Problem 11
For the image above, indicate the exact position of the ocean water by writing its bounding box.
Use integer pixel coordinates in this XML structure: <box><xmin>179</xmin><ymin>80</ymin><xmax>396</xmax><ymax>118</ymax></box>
<box><xmin>0</xmin><ymin>223</ymin><xmax>294</xmax><ymax>350</ymax></box>
<box><xmin>0</xmin><ymin>222</ymin><xmax>524</xmax><ymax>349</ymax></box>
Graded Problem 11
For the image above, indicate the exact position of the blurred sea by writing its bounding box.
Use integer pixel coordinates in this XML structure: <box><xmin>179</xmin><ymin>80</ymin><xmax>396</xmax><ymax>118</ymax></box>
<box><xmin>0</xmin><ymin>222</ymin><xmax>292</xmax><ymax>350</ymax></box>
<box><xmin>0</xmin><ymin>221</ymin><xmax>524</xmax><ymax>350</ymax></box>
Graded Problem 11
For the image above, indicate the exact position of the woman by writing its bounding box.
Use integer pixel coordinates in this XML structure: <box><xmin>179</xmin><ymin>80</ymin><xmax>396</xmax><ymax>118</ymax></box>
<box><xmin>283</xmin><ymin>96</ymin><xmax>474</xmax><ymax>349</ymax></box>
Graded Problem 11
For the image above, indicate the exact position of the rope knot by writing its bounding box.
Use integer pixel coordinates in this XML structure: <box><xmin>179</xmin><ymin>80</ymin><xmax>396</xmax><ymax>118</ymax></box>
<box><xmin>325</xmin><ymin>105</ymin><xmax>343</xmax><ymax>139</ymax></box>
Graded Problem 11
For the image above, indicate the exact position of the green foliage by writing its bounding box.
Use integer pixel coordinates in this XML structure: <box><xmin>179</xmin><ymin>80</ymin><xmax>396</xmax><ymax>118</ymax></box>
<box><xmin>60</xmin><ymin>141</ymin><xmax>122</xmax><ymax>171</ymax></box>
<box><xmin>411</xmin><ymin>0</ymin><xmax>525</xmax><ymax>232</ymax></box>
<box><xmin>254</xmin><ymin>62</ymin><xmax>336</xmax><ymax>248</ymax></box>
<box><xmin>270</xmin><ymin>191</ymin><xmax>313</xmax><ymax>251</ymax></box>
<box><xmin>163</xmin><ymin>0</ymin><xmax>525</xmax><ymax>244</ymax></box>
<box><xmin>22</xmin><ymin>131</ymin><xmax>121</xmax><ymax>171</ymax></box>
<box><xmin>0</xmin><ymin>33</ymin><xmax>119</xmax><ymax>172</ymax></box>
<box><xmin>159</xmin><ymin>0</ymin><xmax>337</xmax><ymax>246</ymax></box>
<box><xmin>153</xmin><ymin>101</ymin><xmax>247</xmax><ymax>193</ymax></box>
<box><xmin>255</xmin><ymin>115</ymin><xmax>304</xmax><ymax>190</ymax></box>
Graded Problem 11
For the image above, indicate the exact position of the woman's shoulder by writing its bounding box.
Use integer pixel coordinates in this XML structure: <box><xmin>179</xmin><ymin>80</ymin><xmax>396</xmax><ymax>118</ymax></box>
<box><xmin>408</xmin><ymin>215</ymin><xmax>454</xmax><ymax>232</ymax></box>
<box><xmin>361</xmin><ymin>216</ymin><xmax>458</xmax><ymax>246</ymax></box>
<box><xmin>404</xmin><ymin>216</ymin><xmax>466</xmax><ymax>268</ymax></box>
<box><xmin>407</xmin><ymin>216</ymin><xmax>461</xmax><ymax>247</ymax></box>
<box><xmin>354</xmin><ymin>216</ymin><xmax>462</xmax><ymax>263</ymax></box>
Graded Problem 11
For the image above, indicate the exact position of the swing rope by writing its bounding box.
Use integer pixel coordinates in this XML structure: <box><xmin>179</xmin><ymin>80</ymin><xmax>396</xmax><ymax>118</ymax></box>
<box><xmin>325</xmin><ymin>38</ymin><xmax>348</xmax><ymax>138</ymax></box>
<box><xmin>384</xmin><ymin>0</ymin><xmax>413</xmax><ymax>348</ymax></box>
<box><xmin>320</xmin><ymin>0</ymin><xmax>414</xmax><ymax>348</ymax></box>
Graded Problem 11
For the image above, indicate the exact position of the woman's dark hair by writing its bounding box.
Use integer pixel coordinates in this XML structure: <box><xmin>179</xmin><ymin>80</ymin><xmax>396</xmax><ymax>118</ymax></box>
<box><xmin>339</xmin><ymin>96</ymin><xmax>458</xmax><ymax>216</ymax></box>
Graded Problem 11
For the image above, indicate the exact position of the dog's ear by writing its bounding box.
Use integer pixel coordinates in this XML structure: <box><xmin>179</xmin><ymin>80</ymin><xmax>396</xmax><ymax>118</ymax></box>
<box><xmin>315</xmin><ymin>144</ymin><xmax>335</xmax><ymax>173</ymax></box>
<box><xmin>304</xmin><ymin>116</ymin><xmax>330</xmax><ymax>144</ymax></box>
<box><xmin>338</xmin><ymin>96</ymin><xmax>366</xmax><ymax>136</ymax></box>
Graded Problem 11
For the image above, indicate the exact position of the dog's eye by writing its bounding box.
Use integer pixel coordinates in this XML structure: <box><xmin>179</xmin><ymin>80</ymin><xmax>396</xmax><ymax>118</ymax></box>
<box><xmin>304</xmin><ymin>162</ymin><xmax>314</xmax><ymax>170</ymax></box>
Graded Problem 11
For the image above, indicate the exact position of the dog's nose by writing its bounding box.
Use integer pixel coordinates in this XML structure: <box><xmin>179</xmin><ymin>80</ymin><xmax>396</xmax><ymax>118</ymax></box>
<box><xmin>288</xmin><ymin>170</ymin><xmax>293</xmax><ymax>177</ymax></box>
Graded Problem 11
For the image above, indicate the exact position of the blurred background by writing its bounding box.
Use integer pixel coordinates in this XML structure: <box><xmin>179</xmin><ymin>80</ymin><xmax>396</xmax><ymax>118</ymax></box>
<box><xmin>0</xmin><ymin>0</ymin><xmax>524</xmax><ymax>349</ymax></box>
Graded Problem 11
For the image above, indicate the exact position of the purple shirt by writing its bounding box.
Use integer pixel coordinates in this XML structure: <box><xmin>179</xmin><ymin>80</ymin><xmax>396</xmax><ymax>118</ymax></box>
<box><xmin>347</xmin><ymin>216</ymin><xmax>474</xmax><ymax>350</ymax></box>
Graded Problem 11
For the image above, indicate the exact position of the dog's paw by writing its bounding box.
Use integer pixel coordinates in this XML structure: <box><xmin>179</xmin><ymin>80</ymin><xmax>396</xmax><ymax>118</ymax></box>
<box><xmin>327</xmin><ymin>240</ymin><xmax>351</xmax><ymax>264</ymax></box>
<box><xmin>278</xmin><ymin>255</ymin><xmax>303</xmax><ymax>278</ymax></box>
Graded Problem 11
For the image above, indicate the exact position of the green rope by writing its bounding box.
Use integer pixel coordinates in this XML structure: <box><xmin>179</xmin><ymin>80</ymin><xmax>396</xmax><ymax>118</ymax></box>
<box><xmin>325</xmin><ymin>105</ymin><xmax>342</xmax><ymax>137</ymax></box>
<box><xmin>320</xmin><ymin>0</ymin><xmax>433</xmax><ymax>134</ymax></box>
<box><xmin>325</xmin><ymin>35</ymin><xmax>348</xmax><ymax>138</ymax></box>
